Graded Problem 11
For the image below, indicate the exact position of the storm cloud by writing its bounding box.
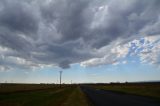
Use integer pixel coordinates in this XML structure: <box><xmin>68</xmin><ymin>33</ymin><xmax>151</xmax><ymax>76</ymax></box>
<box><xmin>0</xmin><ymin>0</ymin><xmax>160</xmax><ymax>70</ymax></box>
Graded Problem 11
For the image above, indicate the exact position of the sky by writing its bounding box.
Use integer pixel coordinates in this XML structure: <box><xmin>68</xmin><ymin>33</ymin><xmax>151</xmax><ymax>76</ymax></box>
<box><xmin>0</xmin><ymin>0</ymin><xmax>160</xmax><ymax>83</ymax></box>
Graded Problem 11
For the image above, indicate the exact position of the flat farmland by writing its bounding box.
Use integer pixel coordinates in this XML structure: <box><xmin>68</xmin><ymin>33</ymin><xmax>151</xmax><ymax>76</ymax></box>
<box><xmin>0</xmin><ymin>84</ymin><xmax>57</xmax><ymax>93</ymax></box>
<box><xmin>0</xmin><ymin>84</ymin><xmax>89</xmax><ymax>106</ymax></box>
<box><xmin>0</xmin><ymin>83</ymin><xmax>160</xmax><ymax>106</ymax></box>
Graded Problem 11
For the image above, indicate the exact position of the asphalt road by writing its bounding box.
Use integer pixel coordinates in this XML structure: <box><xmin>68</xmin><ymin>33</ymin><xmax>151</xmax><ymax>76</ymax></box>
<box><xmin>81</xmin><ymin>86</ymin><xmax>160</xmax><ymax>106</ymax></box>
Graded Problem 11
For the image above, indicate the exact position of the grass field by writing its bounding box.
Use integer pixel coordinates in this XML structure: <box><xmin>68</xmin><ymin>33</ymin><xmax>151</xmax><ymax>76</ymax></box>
<box><xmin>0</xmin><ymin>84</ymin><xmax>89</xmax><ymax>106</ymax></box>
<box><xmin>91</xmin><ymin>83</ymin><xmax>160</xmax><ymax>101</ymax></box>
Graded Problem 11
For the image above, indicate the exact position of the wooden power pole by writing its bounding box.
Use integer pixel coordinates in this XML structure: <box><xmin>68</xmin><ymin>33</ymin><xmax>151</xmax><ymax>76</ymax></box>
<box><xmin>59</xmin><ymin>71</ymin><xmax>62</xmax><ymax>87</ymax></box>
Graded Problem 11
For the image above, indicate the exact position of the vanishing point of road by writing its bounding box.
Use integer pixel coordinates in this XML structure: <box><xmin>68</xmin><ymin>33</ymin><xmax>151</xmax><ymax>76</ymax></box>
<box><xmin>81</xmin><ymin>86</ymin><xmax>160</xmax><ymax>106</ymax></box>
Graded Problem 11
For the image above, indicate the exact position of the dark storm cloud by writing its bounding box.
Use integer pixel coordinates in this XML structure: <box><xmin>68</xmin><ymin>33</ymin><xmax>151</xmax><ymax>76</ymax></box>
<box><xmin>0</xmin><ymin>28</ymin><xmax>32</xmax><ymax>52</ymax></box>
<box><xmin>0</xmin><ymin>0</ymin><xmax>39</xmax><ymax>37</ymax></box>
<box><xmin>59</xmin><ymin>60</ymin><xmax>71</xmax><ymax>69</ymax></box>
<box><xmin>40</xmin><ymin>0</ymin><xmax>91</xmax><ymax>42</ymax></box>
<box><xmin>0</xmin><ymin>0</ymin><xmax>160</xmax><ymax>70</ymax></box>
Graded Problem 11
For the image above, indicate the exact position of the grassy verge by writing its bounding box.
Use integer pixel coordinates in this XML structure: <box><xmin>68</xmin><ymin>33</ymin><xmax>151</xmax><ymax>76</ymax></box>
<box><xmin>92</xmin><ymin>84</ymin><xmax>160</xmax><ymax>101</ymax></box>
<box><xmin>62</xmin><ymin>86</ymin><xmax>89</xmax><ymax>106</ymax></box>
<box><xmin>0</xmin><ymin>86</ymin><xmax>74</xmax><ymax>106</ymax></box>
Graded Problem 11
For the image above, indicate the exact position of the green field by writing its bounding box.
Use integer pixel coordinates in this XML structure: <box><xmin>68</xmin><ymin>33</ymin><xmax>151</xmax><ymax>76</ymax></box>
<box><xmin>91</xmin><ymin>83</ymin><xmax>160</xmax><ymax>101</ymax></box>
<box><xmin>0</xmin><ymin>84</ymin><xmax>89</xmax><ymax>106</ymax></box>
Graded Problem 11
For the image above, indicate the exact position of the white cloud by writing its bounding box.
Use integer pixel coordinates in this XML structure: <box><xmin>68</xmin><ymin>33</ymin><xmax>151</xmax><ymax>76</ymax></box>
<box><xmin>128</xmin><ymin>35</ymin><xmax>160</xmax><ymax>67</ymax></box>
<box><xmin>81</xmin><ymin>39</ymin><xmax>130</xmax><ymax>67</ymax></box>
<box><xmin>122</xmin><ymin>61</ymin><xmax>127</xmax><ymax>64</ymax></box>
<box><xmin>80</xmin><ymin>53</ymin><xmax>118</xmax><ymax>67</ymax></box>
<box><xmin>111</xmin><ymin>44</ymin><xmax>129</xmax><ymax>58</ymax></box>
<box><xmin>81</xmin><ymin>35</ymin><xmax>160</xmax><ymax>67</ymax></box>
<box><xmin>0</xmin><ymin>65</ymin><xmax>12</xmax><ymax>72</ymax></box>
<box><xmin>112</xmin><ymin>61</ymin><xmax>120</xmax><ymax>65</ymax></box>
<box><xmin>138</xmin><ymin>36</ymin><xmax>160</xmax><ymax>66</ymax></box>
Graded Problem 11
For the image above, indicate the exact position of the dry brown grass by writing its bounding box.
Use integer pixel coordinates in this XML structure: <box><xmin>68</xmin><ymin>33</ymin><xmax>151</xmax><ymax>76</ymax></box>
<box><xmin>0</xmin><ymin>84</ymin><xmax>57</xmax><ymax>93</ymax></box>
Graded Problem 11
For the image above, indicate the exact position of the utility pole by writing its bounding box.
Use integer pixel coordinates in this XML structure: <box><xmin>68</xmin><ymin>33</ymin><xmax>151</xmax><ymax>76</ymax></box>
<box><xmin>59</xmin><ymin>71</ymin><xmax>62</xmax><ymax>87</ymax></box>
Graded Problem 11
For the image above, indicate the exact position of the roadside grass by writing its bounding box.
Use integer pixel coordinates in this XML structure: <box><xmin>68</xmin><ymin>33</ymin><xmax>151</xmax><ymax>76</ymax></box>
<box><xmin>0</xmin><ymin>86</ymin><xmax>74</xmax><ymax>106</ymax></box>
<box><xmin>62</xmin><ymin>86</ymin><xmax>89</xmax><ymax>106</ymax></box>
<box><xmin>92</xmin><ymin>84</ymin><xmax>160</xmax><ymax>101</ymax></box>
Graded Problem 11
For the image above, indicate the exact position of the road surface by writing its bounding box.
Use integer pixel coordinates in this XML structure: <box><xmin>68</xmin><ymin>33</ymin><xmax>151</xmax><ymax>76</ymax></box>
<box><xmin>81</xmin><ymin>86</ymin><xmax>160</xmax><ymax>106</ymax></box>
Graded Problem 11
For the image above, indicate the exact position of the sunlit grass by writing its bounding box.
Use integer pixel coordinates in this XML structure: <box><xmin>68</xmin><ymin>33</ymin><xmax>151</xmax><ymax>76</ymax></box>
<box><xmin>62</xmin><ymin>86</ymin><xmax>89</xmax><ymax>106</ymax></box>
